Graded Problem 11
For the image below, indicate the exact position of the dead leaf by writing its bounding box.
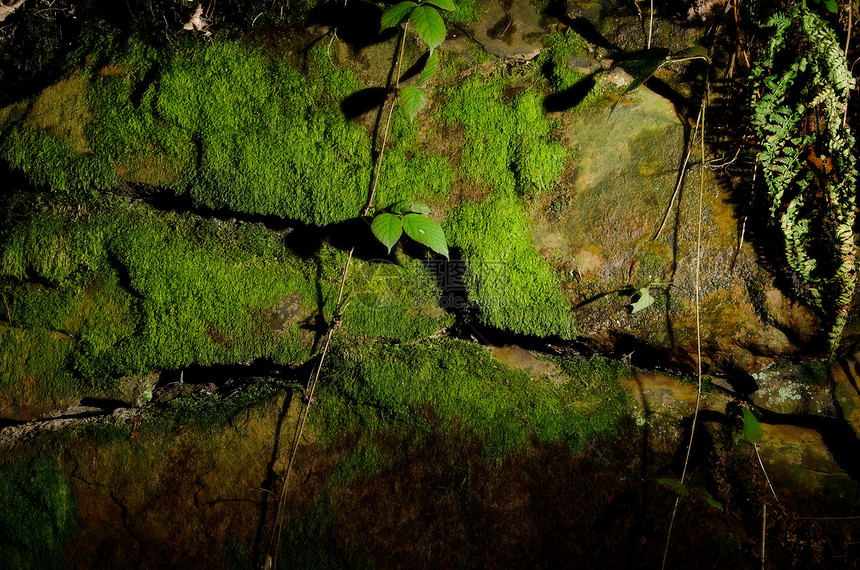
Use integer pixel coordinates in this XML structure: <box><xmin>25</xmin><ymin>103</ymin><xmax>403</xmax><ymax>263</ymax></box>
<box><xmin>0</xmin><ymin>0</ymin><xmax>27</xmax><ymax>23</ymax></box>
<box><xmin>183</xmin><ymin>3</ymin><xmax>211</xmax><ymax>35</ymax></box>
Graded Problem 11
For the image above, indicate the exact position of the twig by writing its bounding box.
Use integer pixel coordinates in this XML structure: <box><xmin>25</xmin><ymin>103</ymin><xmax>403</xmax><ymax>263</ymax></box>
<box><xmin>753</xmin><ymin>442</ymin><xmax>779</xmax><ymax>502</ymax></box>
<box><xmin>762</xmin><ymin>503</ymin><xmax>767</xmax><ymax>570</ymax></box>
<box><xmin>647</xmin><ymin>0</ymin><xmax>654</xmax><ymax>49</ymax></box>
<box><xmin>653</xmin><ymin>103</ymin><xmax>703</xmax><ymax>240</ymax></box>
<box><xmin>731</xmin><ymin>0</ymin><xmax>751</xmax><ymax>69</ymax></box>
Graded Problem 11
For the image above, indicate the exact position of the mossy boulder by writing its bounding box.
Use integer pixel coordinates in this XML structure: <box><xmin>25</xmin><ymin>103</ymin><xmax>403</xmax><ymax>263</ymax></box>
<box><xmin>0</xmin><ymin>195</ymin><xmax>451</xmax><ymax>419</ymax></box>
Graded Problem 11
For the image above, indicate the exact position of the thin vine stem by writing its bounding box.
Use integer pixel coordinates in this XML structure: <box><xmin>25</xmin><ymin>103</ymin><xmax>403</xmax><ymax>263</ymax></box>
<box><xmin>647</xmin><ymin>0</ymin><xmax>654</xmax><ymax>49</ymax></box>
<box><xmin>753</xmin><ymin>442</ymin><xmax>779</xmax><ymax>502</ymax></box>
<box><xmin>264</xmin><ymin>22</ymin><xmax>409</xmax><ymax>570</ymax></box>
<box><xmin>661</xmin><ymin>94</ymin><xmax>707</xmax><ymax>570</ymax></box>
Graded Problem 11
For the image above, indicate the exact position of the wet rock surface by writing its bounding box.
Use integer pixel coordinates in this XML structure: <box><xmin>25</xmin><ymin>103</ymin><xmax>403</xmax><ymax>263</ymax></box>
<box><xmin>466</xmin><ymin>0</ymin><xmax>548</xmax><ymax>60</ymax></box>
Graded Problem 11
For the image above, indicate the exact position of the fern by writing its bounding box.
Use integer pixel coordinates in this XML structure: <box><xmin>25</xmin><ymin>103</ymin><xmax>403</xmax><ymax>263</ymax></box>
<box><xmin>750</xmin><ymin>5</ymin><xmax>857</xmax><ymax>353</ymax></box>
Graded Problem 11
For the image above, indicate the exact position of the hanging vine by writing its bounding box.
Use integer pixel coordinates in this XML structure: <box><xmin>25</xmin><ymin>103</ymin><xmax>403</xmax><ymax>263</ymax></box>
<box><xmin>750</xmin><ymin>3</ymin><xmax>857</xmax><ymax>354</ymax></box>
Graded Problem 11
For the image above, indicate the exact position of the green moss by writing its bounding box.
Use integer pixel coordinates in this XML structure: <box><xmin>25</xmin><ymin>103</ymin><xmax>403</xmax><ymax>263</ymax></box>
<box><xmin>440</xmin><ymin>75</ymin><xmax>568</xmax><ymax>195</ymax></box>
<box><xmin>344</xmin><ymin>257</ymin><xmax>453</xmax><ymax>341</ymax></box>
<box><xmin>376</xmin><ymin>108</ymin><xmax>455</xmax><ymax>203</ymax></box>
<box><xmin>0</xmin><ymin>195</ymin><xmax>451</xmax><ymax>403</ymax></box>
<box><xmin>140</xmin><ymin>378</ymin><xmax>286</xmax><ymax>432</ymax></box>
<box><xmin>154</xmin><ymin>41</ymin><xmax>365</xmax><ymax>224</ymax></box>
<box><xmin>0</xmin><ymin>43</ymin><xmax>158</xmax><ymax>192</ymax></box>
<box><xmin>0</xmin><ymin>198</ymin><xmax>320</xmax><ymax>384</ymax></box>
<box><xmin>87</xmin><ymin>38</ymin><xmax>186</xmax><ymax>186</ymax></box>
<box><xmin>800</xmin><ymin>362</ymin><xmax>829</xmax><ymax>385</ymax></box>
<box><xmin>0</xmin><ymin>455</ymin><xmax>79</xmax><ymax>569</ymax></box>
<box><xmin>1</xmin><ymin>125</ymin><xmax>117</xmax><ymax>192</ymax></box>
<box><xmin>534</xmin><ymin>29</ymin><xmax>614</xmax><ymax>111</ymax></box>
<box><xmin>447</xmin><ymin>0</ymin><xmax>481</xmax><ymax>22</ymax></box>
<box><xmin>446</xmin><ymin>193</ymin><xmax>576</xmax><ymax>338</ymax></box>
<box><xmin>313</xmin><ymin>340</ymin><xmax>628</xmax><ymax>464</ymax></box>
<box><xmin>278</xmin><ymin>495</ymin><xmax>369</xmax><ymax>570</ymax></box>
<box><xmin>0</xmin><ymin>323</ymin><xmax>78</xmax><ymax>401</ymax></box>
<box><xmin>328</xmin><ymin>443</ymin><xmax>386</xmax><ymax>488</ymax></box>
<box><xmin>539</xmin><ymin>30</ymin><xmax>590</xmax><ymax>89</ymax></box>
<box><xmin>2</xmin><ymin>37</ymin><xmax>453</xmax><ymax>224</ymax></box>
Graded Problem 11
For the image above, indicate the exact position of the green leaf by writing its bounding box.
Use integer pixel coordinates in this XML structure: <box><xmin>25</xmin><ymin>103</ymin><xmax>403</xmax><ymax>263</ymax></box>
<box><xmin>399</xmin><ymin>86</ymin><xmax>428</xmax><ymax>120</ymax></box>
<box><xmin>392</xmin><ymin>200</ymin><xmax>431</xmax><ymax>215</ymax></box>
<box><xmin>739</xmin><ymin>408</ymin><xmax>763</xmax><ymax>444</ymax></box>
<box><xmin>371</xmin><ymin>212</ymin><xmax>403</xmax><ymax>253</ymax></box>
<box><xmin>812</xmin><ymin>0</ymin><xmax>838</xmax><ymax>12</ymax></box>
<box><xmin>381</xmin><ymin>1</ymin><xmax>417</xmax><ymax>30</ymax></box>
<box><xmin>419</xmin><ymin>50</ymin><xmax>439</xmax><ymax>85</ymax></box>
<box><xmin>630</xmin><ymin>287</ymin><xmax>655</xmax><ymax>313</ymax></box>
<box><xmin>611</xmin><ymin>48</ymin><xmax>670</xmax><ymax>113</ymax></box>
<box><xmin>703</xmin><ymin>491</ymin><xmax>723</xmax><ymax>511</ymax></box>
<box><xmin>657</xmin><ymin>478</ymin><xmax>688</xmax><ymax>496</ymax></box>
<box><xmin>410</xmin><ymin>5</ymin><xmax>446</xmax><ymax>51</ymax></box>
<box><xmin>425</xmin><ymin>0</ymin><xmax>455</xmax><ymax>11</ymax></box>
<box><xmin>670</xmin><ymin>45</ymin><xmax>709</xmax><ymax>61</ymax></box>
<box><xmin>402</xmin><ymin>213</ymin><xmax>449</xmax><ymax>258</ymax></box>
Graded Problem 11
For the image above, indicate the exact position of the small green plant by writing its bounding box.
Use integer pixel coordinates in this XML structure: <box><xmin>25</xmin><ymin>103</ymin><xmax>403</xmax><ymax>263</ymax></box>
<box><xmin>808</xmin><ymin>0</ymin><xmax>838</xmax><ymax>13</ymax></box>
<box><xmin>735</xmin><ymin>406</ymin><xmax>764</xmax><ymax>445</ymax></box>
<box><xmin>657</xmin><ymin>478</ymin><xmax>723</xmax><ymax>511</ymax></box>
<box><xmin>267</xmin><ymin>9</ymin><xmax>453</xmax><ymax>566</ymax></box>
<box><xmin>371</xmin><ymin>200</ymin><xmax>449</xmax><ymax>257</ymax></box>
<box><xmin>380</xmin><ymin>0</ymin><xmax>455</xmax><ymax>119</ymax></box>
<box><xmin>630</xmin><ymin>287</ymin><xmax>656</xmax><ymax>313</ymax></box>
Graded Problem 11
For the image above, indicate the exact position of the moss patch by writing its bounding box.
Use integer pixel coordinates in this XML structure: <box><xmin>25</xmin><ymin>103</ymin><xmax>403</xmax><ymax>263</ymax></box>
<box><xmin>0</xmin><ymin>198</ymin><xmax>317</xmax><ymax>383</ymax></box>
<box><xmin>313</xmin><ymin>339</ymin><xmax>629</xmax><ymax>464</ymax></box>
<box><xmin>0</xmin><ymin>196</ymin><xmax>450</xmax><ymax>415</ymax></box>
<box><xmin>1</xmin><ymin>37</ymin><xmax>453</xmax><ymax>225</ymax></box>
<box><xmin>25</xmin><ymin>72</ymin><xmax>93</xmax><ymax>154</ymax></box>
<box><xmin>439</xmin><ymin>74</ymin><xmax>568</xmax><ymax>196</ymax></box>
<box><xmin>536</xmin><ymin>29</ymin><xmax>614</xmax><ymax>111</ymax></box>
<box><xmin>447</xmin><ymin>193</ymin><xmax>576</xmax><ymax>338</ymax></box>
<box><xmin>0</xmin><ymin>455</ymin><xmax>79</xmax><ymax>568</ymax></box>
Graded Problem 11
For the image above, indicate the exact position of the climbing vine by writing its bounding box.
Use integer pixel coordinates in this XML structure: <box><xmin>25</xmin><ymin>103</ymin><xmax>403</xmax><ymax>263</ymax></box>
<box><xmin>749</xmin><ymin>4</ymin><xmax>857</xmax><ymax>353</ymax></box>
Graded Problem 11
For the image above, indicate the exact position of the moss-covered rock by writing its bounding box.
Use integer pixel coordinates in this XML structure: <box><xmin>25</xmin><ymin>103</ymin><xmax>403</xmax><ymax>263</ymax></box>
<box><xmin>314</xmin><ymin>339</ymin><xmax>626</xmax><ymax>462</ymax></box>
<box><xmin>1</xmin><ymin>37</ymin><xmax>453</xmax><ymax>225</ymax></box>
<box><xmin>439</xmin><ymin>74</ymin><xmax>568</xmax><ymax>196</ymax></box>
<box><xmin>0</xmin><ymin>195</ymin><xmax>451</xmax><ymax>418</ymax></box>
<box><xmin>447</xmin><ymin>194</ymin><xmax>576</xmax><ymax>338</ymax></box>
